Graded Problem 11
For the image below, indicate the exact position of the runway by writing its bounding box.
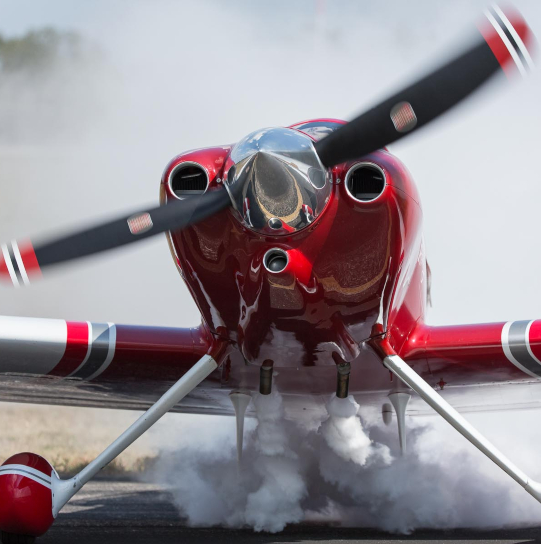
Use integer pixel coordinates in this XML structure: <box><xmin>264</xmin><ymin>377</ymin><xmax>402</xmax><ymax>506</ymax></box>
<box><xmin>37</xmin><ymin>479</ymin><xmax>541</xmax><ymax>544</ymax></box>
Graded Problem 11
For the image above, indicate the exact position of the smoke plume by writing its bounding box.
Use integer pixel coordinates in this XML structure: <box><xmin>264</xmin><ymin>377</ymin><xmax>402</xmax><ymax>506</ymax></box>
<box><xmin>145</xmin><ymin>392</ymin><xmax>541</xmax><ymax>533</ymax></box>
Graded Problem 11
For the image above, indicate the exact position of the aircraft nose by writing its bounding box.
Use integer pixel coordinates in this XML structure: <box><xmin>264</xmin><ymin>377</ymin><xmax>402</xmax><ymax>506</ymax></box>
<box><xmin>225</xmin><ymin>127</ymin><xmax>330</xmax><ymax>233</ymax></box>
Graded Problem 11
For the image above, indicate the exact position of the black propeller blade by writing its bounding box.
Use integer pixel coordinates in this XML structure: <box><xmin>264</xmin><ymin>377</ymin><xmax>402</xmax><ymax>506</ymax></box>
<box><xmin>315</xmin><ymin>7</ymin><xmax>533</xmax><ymax>167</ymax></box>
<box><xmin>0</xmin><ymin>6</ymin><xmax>533</xmax><ymax>287</ymax></box>
<box><xmin>0</xmin><ymin>188</ymin><xmax>231</xmax><ymax>286</ymax></box>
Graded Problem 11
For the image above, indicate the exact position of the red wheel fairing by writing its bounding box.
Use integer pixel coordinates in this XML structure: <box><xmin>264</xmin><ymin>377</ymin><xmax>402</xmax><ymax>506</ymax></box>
<box><xmin>0</xmin><ymin>453</ymin><xmax>54</xmax><ymax>537</ymax></box>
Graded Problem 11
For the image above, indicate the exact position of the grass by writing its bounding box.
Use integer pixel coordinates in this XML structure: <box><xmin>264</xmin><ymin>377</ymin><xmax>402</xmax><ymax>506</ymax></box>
<box><xmin>0</xmin><ymin>401</ymin><xmax>158</xmax><ymax>478</ymax></box>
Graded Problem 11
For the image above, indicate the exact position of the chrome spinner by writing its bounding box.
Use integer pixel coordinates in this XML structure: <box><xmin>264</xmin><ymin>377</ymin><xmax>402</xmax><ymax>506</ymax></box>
<box><xmin>225</xmin><ymin>127</ymin><xmax>331</xmax><ymax>234</ymax></box>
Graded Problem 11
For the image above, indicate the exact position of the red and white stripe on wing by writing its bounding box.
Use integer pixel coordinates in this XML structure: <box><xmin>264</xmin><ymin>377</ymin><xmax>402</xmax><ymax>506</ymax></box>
<box><xmin>0</xmin><ymin>316</ymin><xmax>212</xmax><ymax>382</ymax></box>
<box><xmin>0</xmin><ymin>316</ymin><xmax>114</xmax><ymax>380</ymax></box>
<box><xmin>501</xmin><ymin>320</ymin><xmax>541</xmax><ymax>378</ymax></box>
<box><xmin>402</xmin><ymin>319</ymin><xmax>541</xmax><ymax>381</ymax></box>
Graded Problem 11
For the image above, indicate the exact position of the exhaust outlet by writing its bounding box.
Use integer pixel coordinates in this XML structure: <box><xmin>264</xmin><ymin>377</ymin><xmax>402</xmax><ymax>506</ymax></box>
<box><xmin>336</xmin><ymin>362</ymin><xmax>351</xmax><ymax>398</ymax></box>
<box><xmin>263</xmin><ymin>248</ymin><xmax>288</xmax><ymax>273</ymax></box>
<box><xmin>260</xmin><ymin>360</ymin><xmax>274</xmax><ymax>395</ymax></box>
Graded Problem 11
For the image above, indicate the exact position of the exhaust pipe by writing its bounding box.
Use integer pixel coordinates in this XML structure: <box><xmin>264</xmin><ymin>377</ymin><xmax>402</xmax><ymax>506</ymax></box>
<box><xmin>260</xmin><ymin>360</ymin><xmax>274</xmax><ymax>395</ymax></box>
<box><xmin>336</xmin><ymin>362</ymin><xmax>351</xmax><ymax>398</ymax></box>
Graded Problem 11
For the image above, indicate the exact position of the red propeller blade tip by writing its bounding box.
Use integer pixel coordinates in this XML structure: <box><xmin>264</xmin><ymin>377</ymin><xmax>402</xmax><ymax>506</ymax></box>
<box><xmin>0</xmin><ymin>240</ymin><xmax>42</xmax><ymax>287</ymax></box>
<box><xmin>479</xmin><ymin>5</ymin><xmax>535</xmax><ymax>77</ymax></box>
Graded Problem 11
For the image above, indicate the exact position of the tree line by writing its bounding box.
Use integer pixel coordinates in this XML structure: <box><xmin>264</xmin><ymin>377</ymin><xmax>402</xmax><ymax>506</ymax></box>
<box><xmin>0</xmin><ymin>28</ymin><xmax>86</xmax><ymax>73</ymax></box>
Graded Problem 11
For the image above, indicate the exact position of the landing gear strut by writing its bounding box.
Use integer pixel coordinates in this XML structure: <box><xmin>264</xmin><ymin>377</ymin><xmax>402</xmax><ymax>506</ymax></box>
<box><xmin>0</xmin><ymin>354</ymin><xmax>218</xmax><ymax>539</ymax></box>
<box><xmin>52</xmin><ymin>354</ymin><xmax>218</xmax><ymax>515</ymax></box>
<box><xmin>380</xmin><ymin>347</ymin><xmax>541</xmax><ymax>503</ymax></box>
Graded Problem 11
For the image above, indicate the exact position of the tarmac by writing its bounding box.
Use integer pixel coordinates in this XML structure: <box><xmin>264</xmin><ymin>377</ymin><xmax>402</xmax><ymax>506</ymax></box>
<box><xmin>34</xmin><ymin>479</ymin><xmax>541</xmax><ymax>544</ymax></box>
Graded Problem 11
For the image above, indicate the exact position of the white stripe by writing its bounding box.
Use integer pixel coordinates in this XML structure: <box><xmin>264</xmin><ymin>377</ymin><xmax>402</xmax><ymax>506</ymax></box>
<box><xmin>501</xmin><ymin>321</ymin><xmax>540</xmax><ymax>379</ymax></box>
<box><xmin>86</xmin><ymin>323</ymin><xmax>117</xmax><ymax>381</ymax></box>
<box><xmin>1</xmin><ymin>244</ymin><xmax>20</xmax><ymax>288</ymax></box>
<box><xmin>0</xmin><ymin>464</ymin><xmax>52</xmax><ymax>482</ymax></box>
<box><xmin>493</xmin><ymin>4</ymin><xmax>535</xmax><ymax>71</ymax></box>
<box><xmin>0</xmin><ymin>316</ymin><xmax>68</xmax><ymax>374</ymax></box>
<box><xmin>525</xmin><ymin>320</ymin><xmax>541</xmax><ymax>366</ymax></box>
<box><xmin>0</xmin><ymin>471</ymin><xmax>52</xmax><ymax>489</ymax></box>
<box><xmin>66</xmin><ymin>321</ymin><xmax>93</xmax><ymax>378</ymax></box>
<box><xmin>11</xmin><ymin>240</ymin><xmax>30</xmax><ymax>286</ymax></box>
<box><xmin>485</xmin><ymin>10</ymin><xmax>527</xmax><ymax>77</ymax></box>
<box><xmin>0</xmin><ymin>465</ymin><xmax>52</xmax><ymax>489</ymax></box>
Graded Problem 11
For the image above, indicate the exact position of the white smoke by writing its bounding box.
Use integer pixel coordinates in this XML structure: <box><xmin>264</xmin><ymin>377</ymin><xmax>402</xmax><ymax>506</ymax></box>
<box><xmin>145</xmin><ymin>392</ymin><xmax>541</xmax><ymax>533</ymax></box>
<box><xmin>320</xmin><ymin>395</ymin><xmax>392</xmax><ymax>467</ymax></box>
<box><xmin>146</xmin><ymin>392</ymin><xmax>307</xmax><ymax>532</ymax></box>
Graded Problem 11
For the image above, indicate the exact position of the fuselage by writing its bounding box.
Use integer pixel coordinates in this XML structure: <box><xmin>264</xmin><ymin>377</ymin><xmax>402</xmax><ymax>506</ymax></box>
<box><xmin>161</xmin><ymin>119</ymin><xmax>427</xmax><ymax>396</ymax></box>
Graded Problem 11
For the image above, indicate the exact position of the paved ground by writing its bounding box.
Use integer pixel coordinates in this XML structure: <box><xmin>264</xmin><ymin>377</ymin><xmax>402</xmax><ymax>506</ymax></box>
<box><xmin>34</xmin><ymin>480</ymin><xmax>541</xmax><ymax>544</ymax></box>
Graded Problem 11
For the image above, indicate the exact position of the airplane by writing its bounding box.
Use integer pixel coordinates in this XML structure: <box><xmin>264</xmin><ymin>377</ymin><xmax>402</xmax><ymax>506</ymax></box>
<box><xmin>0</xmin><ymin>5</ymin><xmax>537</xmax><ymax>543</ymax></box>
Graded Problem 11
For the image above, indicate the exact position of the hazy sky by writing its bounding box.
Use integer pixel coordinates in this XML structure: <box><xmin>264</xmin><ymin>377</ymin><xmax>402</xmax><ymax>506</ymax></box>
<box><xmin>0</xmin><ymin>0</ymin><xmax>540</xmax><ymax>328</ymax></box>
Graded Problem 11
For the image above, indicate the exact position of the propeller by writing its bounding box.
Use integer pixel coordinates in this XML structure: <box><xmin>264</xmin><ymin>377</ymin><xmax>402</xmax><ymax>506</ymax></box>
<box><xmin>315</xmin><ymin>5</ymin><xmax>534</xmax><ymax>167</ymax></box>
<box><xmin>0</xmin><ymin>5</ymin><xmax>534</xmax><ymax>286</ymax></box>
<box><xmin>0</xmin><ymin>189</ymin><xmax>231</xmax><ymax>286</ymax></box>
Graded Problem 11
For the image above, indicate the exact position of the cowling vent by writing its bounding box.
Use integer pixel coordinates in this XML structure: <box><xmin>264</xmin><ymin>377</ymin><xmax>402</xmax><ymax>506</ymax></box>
<box><xmin>169</xmin><ymin>163</ymin><xmax>208</xmax><ymax>199</ymax></box>
<box><xmin>346</xmin><ymin>163</ymin><xmax>386</xmax><ymax>202</ymax></box>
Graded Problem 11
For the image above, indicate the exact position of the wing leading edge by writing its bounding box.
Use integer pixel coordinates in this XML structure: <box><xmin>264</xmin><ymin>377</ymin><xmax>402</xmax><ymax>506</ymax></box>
<box><xmin>0</xmin><ymin>315</ymin><xmax>240</xmax><ymax>414</ymax></box>
<box><xmin>0</xmin><ymin>315</ymin><xmax>215</xmax><ymax>383</ymax></box>
<box><xmin>401</xmin><ymin>320</ymin><xmax>541</xmax><ymax>382</ymax></box>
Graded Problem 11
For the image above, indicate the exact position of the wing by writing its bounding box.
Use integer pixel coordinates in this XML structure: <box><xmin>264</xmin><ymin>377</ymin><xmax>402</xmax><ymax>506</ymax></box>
<box><xmin>397</xmin><ymin>320</ymin><xmax>541</xmax><ymax>414</ymax></box>
<box><xmin>0</xmin><ymin>315</ymin><xmax>234</xmax><ymax>415</ymax></box>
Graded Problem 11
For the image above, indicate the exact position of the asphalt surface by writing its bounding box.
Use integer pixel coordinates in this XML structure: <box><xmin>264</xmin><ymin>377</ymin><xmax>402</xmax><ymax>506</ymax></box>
<box><xmin>34</xmin><ymin>480</ymin><xmax>541</xmax><ymax>544</ymax></box>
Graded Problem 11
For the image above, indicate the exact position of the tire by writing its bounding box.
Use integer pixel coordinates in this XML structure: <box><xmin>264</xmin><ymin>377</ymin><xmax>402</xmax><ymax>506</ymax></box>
<box><xmin>0</xmin><ymin>532</ymin><xmax>36</xmax><ymax>544</ymax></box>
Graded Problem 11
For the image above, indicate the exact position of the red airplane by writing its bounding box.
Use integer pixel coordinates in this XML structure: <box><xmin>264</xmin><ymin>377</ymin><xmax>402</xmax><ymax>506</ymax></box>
<box><xmin>0</xmin><ymin>6</ymin><xmax>537</xmax><ymax>543</ymax></box>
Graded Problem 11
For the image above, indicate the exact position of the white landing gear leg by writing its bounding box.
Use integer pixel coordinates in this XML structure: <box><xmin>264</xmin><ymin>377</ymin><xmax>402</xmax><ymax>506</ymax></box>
<box><xmin>388</xmin><ymin>391</ymin><xmax>410</xmax><ymax>455</ymax></box>
<box><xmin>51</xmin><ymin>354</ymin><xmax>218</xmax><ymax>517</ymax></box>
<box><xmin>229</xmin><ymin>391</ymin><xmax>252</xmax><ymax>464</ymax></box>
<box><xmin>383</xmin><ymin>353</ymin><xmax>541</xmax><ymax>503</ymax></box>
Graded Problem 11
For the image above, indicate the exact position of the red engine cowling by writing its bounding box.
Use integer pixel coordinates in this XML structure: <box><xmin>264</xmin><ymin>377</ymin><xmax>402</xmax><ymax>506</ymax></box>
<box><xmin>0</xmin><ymin>452</ymin><xmax>55</xmax><ymax>537</ymax></box>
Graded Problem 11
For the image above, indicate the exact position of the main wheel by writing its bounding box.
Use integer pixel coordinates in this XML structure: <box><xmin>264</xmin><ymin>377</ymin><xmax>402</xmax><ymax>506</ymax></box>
<box><xmin>1</xmin><ymin>532</ymin><xmax>36</xmax><ymax>544</ymax></box>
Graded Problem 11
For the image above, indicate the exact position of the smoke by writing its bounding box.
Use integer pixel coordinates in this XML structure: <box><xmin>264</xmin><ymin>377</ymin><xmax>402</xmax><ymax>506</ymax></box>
<box><xmin>319</xmin><ymin>395</ymin><xmax>392</xmax><ymax>466</ymax></box>
<box><xmin>145</xmin><ymin>392</ymin><xmax>541</xmax><ymax>533</ymax></box>
<box><xmin>145</xmin><ymin>392</ymin><xmax>307</xmax><ymax>532</ymax></box>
